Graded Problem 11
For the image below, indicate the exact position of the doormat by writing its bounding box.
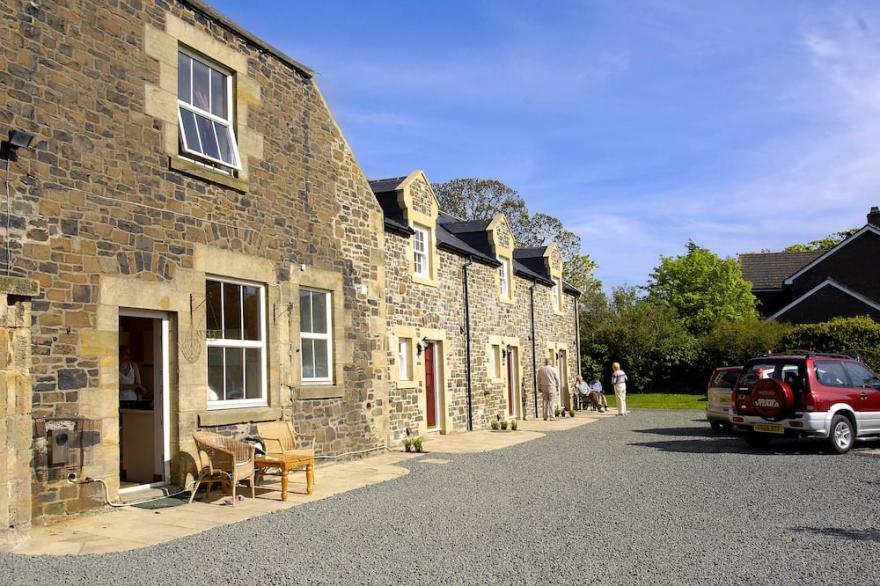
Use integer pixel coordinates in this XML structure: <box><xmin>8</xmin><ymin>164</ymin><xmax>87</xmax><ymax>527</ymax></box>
<box><xmin>130</xmin><ymin>493</ymin><xmax>190</xmax><ymax>510</ymax></box>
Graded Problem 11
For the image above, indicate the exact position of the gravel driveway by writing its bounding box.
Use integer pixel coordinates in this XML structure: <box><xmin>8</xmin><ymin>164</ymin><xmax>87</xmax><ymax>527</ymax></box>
<box><xmin>2</xmin><ymin>410</ymin><xmax>879</xmax><ymax>585</ymax></box>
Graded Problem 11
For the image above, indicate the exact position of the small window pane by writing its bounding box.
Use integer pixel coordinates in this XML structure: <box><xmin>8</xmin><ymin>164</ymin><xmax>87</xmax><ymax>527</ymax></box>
<box><xmin>192</xmin><ymin>58</ymin><xmax>210</xmax><ymax>111</ymax></box>
<box><xmin>210</xmin><ymin>68</ymin><xmax>227</xmax><ymax>118</ymax></box>
<box><xmin>179</xmin><ymin>108</ymin><xmax>200</xmax><ymax>152</ymax></box>
<box><xmin>205</xmin><ymin>280</ymin><xmax>222</xmax><ymax>338</ymax></box>
<box><xmin>313</xmin><ymin>339</ymin><xmax>329</xmax><ymax>379</ymax></box>
<box><xmin>178</xmin><ymin>52</ymin><xmax>191</xmax><ymax>104</ymax></box>
<box><xmin>215</xmin><ymin>122</ymin><xmax>235</xmax><ymax>166</ymax></box>
<box><xmin>245</xmin><ymin>348</ymin><xmax>262</xmax><ymax>399</ymax></box>
<box><xmin>398</xmin><ymin>339</ymin><xmax>411</xmax><ymax>381</ymax></box>
<box><xmin>311</xmin><ymin>291</ymin><xmax>327</xmax><ymax>334</ymax></box>
<box><xmin>299</xmin><ymin>290</ymin><xmax>313</xmax><ymax>333</ymax></box>
<box><xmin>196</xmin><ymin>113</ymin><xmax>220</xmax><ymax>160</ymax></box>
<box><xmin>815</xmin><ymin>361</ymin><xmax>849</xmax><ymax>388</ymax></box>
<box><xmin>207</xmin><ymin>346</ymin><xmax>224</xmax><ymax>401</ymax></box>
<box><xmin>302</xmin><ymin>339</ymin><xmax>315</xmax><ymax>379</ymax></box>
<box><xmin>224</xmin><ymin>347</ymin><xmax>244</xmax><ymax>400</ymax></box>
<box><xmin>242</xmin><ymin>285</ymin><xmax>260</xmax><ymax>341</ymax></box>
<box><xmin>223</xmin><ymin>282</ymin><xmax>242</xmax><ymax>340</ymax></box>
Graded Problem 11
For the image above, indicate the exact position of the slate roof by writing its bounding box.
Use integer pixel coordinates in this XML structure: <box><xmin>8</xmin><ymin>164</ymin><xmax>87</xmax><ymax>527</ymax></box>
<box><xmin>368</xmin><ymin>178</ymin><xmax>579</xmax><ymax>294</ymax></box>
<box><xmin>739</xmin><ymin>251</ymin><xmax>823</xmax><ymax>289</ymax></box>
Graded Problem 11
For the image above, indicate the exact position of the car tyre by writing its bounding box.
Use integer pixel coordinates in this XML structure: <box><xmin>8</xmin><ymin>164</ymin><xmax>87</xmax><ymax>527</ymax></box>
<box><xmin>710</xmin><ymin>420</ymin><xmax>732</xmax><ymax>433</ymax></box>
<box><xmin>745</xmin><ymin>432</ymin><xmax>771</xmax><ymax>448</ymax></box>
<box><xmin>825</xmin><ymin>414</ymin><xmax>855</xmax><ymax>454</ymax></box>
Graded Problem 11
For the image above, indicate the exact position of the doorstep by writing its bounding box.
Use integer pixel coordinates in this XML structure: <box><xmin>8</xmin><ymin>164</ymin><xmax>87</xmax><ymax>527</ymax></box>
<box><xmin>6</xmin><ymin>452</ymin><xmax>418</xmax><ymax>556</ymax></box>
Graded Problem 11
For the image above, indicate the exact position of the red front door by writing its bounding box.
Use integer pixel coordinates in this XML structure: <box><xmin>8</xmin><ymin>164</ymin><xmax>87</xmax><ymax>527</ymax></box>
<box><xmin>507</xmin><ymin>351</ymin><xmax>515</xmax><ymax>417</ymax></box>
<box><xmin>425</xmin><ymin>343</ymin><xmax>437</xmax><ymax>429</ymax></box>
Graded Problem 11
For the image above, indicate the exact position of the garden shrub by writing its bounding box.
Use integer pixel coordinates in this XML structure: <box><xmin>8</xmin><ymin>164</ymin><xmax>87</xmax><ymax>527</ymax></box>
<box><xmin>781</xmin><ymin>316</ymin><xmax>880</xmax><ymax>370</ymax></box>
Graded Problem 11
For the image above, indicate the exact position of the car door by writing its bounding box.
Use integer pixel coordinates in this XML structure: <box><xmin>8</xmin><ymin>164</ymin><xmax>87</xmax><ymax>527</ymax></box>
<box><xmin>843</xmin><ymin>362</ymin><xmax>880</xmax><ymax>435</ymax></box>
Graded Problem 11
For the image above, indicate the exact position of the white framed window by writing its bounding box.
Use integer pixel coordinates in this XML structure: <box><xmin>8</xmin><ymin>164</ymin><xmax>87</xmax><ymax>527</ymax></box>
<box><xmin>413</xmin><ymin>224</ymin><xmax>430</xmax><ymax>278</ymax></box>
<box><xmin>552</xmin><ymin>278</ymin><xmax>561</xmax><ymax>312</ymax></box>
<box><xmin>398</xmin><ymin>338</ymin><xmax>413</xmax><ymax>381</ymax></box>
<box><xmin>489</xmin><ymin>344</ymin><xmax>502</xmax><ymax>379</ymax></box>
<box><xmin>499</xmin><ymin>256</ymin><xmax>511</xmax><ymax>299</ymax></box>
<box><xmin>300</xmin><ymin>288</ymin><xmax>333</xmax><ymax>383</ymax></box>
<box><xmin>177</xmin><ymin>49</ymin><xmax>241</xmax><ymax>170</ymax></box>
<box><xmin>205</xmin><ymin>277</ymin><xmax>266</xmax><ymax>408</ymax></box>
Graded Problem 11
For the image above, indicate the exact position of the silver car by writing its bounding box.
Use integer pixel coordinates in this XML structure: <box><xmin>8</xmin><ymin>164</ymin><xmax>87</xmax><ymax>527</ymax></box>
<box><xmin>706</xmin><ymin>366</ymin><xmax>742</xmax><ymax>433</ymax></box>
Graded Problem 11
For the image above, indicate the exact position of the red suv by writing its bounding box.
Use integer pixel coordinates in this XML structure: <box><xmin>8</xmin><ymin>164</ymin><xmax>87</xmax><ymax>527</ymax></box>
<box><xmin>730</xmin><ymin>352</ymin><xmax>880</xmax><ymax>453</ymax></box>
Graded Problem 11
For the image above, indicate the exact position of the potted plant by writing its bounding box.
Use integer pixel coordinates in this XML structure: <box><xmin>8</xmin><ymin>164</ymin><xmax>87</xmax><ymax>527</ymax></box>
<box><xmin>568</xmin><ymin>408</ymin><xmax>575</xmax><ymax>418</ymax></box>
<box><xmin>554</xmin><ymin>408</ymin><xmax>561</xmax><ymax>418</ymax></box>
<box><xmin>500</xmin><ymin>419</ymin><xmax>508</xmax><ymax>430</ymax></box>
<box><xmin>490</xmin><ymin>419</ymin><xmax>500</xmax><ymax>430</ymax></box>
<box><xmin>510</xmin><ymin>419</ymin><xmax>518</xmax><ymax>431</ymax></box>
<box><xmin>403</xmin><ymin>438</ymin><xmax>413</xmax><ymax>452</ymax></box>
<box><xmin>413</xmin><ymin>437</ymin><xmax>424</xmax><ymax>453</ymax></box>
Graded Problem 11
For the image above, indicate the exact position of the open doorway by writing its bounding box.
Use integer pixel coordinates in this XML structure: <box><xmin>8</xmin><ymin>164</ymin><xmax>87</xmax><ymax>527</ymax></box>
<box><xmin>119</xmin><ymin>311</ymin><xmax>170</xmax><ymax>492</ymax></box>
<box><xmin>558</xmin><ymin>350</ymin><xmax>570</xmax><ymax>411</ymax></box>
<box><xmin>506</xmin><ymin>346</ymin><xmax>518</xmax><ymax>418</ymax></box>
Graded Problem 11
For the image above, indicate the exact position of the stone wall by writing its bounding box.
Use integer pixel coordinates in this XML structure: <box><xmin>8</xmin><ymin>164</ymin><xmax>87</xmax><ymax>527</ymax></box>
<box><xmin>1</xmin><ymin>0</ymin><xmax>388</xmax><ymax>522</ymax></box>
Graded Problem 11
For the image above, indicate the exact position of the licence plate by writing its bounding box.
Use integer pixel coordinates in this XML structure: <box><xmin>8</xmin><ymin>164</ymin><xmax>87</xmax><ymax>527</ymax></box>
<box><xmin>754</xmin><ymin>423</ymin><xmax>784</xmax><ymax>434</ymax></box>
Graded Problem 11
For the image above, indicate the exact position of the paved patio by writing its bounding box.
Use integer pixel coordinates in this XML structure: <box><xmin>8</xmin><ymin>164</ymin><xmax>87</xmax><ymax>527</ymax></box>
<box><xmin>6</xmin><ymin>414</ymin><xmax>607</xmax><ymax>556</ymax></box>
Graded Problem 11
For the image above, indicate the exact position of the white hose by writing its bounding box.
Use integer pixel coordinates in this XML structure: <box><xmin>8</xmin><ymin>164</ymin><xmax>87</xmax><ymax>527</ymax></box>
<box><xmin>70</xmin><ymin>476</ymin><xmax>194</xmax><ymax>507</ymax></box>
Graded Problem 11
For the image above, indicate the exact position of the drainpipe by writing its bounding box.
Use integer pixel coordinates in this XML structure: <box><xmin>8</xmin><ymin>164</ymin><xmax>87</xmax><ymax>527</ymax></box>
<box><xmin>463</xmin><ymin>256</ymin><xmax>474</xmax><ymax>431</ymax></box>
<box><xmin>529</xmin><ymin>283</ymin><xmax>538</xmax><ymax>419</ymax></box>
<box><xmin>575</xmin><ymin>294</ymin><xmax>581</xmax><ymax>377</ymax></box>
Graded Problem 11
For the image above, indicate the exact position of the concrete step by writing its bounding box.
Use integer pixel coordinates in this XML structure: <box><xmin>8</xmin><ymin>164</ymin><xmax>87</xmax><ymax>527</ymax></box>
<box><xmin>119</xmin><ymin>485</ymin><xmax>184</xmax><ymax>504</ymax></box>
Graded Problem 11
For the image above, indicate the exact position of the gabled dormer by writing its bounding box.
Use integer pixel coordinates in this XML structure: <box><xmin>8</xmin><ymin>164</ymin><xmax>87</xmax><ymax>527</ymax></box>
<box><xmin>487</xmin><ymin>215</ymin><xmax>516</xmax><ymax>303</ymax></box>
<box><xmin>513</xmin><ymin>243</ymin><xmax>565</xmax><ymax>314</ymax></box>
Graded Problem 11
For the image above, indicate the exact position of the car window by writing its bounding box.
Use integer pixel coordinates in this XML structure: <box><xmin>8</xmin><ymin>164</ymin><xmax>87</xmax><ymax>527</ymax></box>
<box><xmin>774</xmin><ymin>363</ymin><xmax>805</xmax><ymax>393</ymax></box>
<box><xmin>739</xmin><ymin>363</ymin><xmax>776</xmax><ymax>389</ymax></box>
<box><xmin>814</xmin><ymin>360</ymin><xmax>849</xmax><ymax>388</ymax></box>
<box><xmin>711</xmin><ymin>370</ymin><xmax>740</xmax><ymax>389</ymax></box>
<box><xmin>842</xmin><ymin>362</ymin><xmax>876</xmax><ymax>388</ymax></box>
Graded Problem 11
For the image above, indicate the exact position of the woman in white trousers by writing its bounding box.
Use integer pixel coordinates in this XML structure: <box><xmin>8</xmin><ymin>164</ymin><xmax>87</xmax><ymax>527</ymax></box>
<box><xmin>611</xmin><ymin>362</ymin><xmax>628</xmax><ymax>415</ymax></box>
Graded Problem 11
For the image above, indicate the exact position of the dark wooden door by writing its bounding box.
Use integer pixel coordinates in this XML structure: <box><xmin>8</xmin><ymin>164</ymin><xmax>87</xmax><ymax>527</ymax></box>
<box><xmin>425</xmin><ymin>343</ymin><xmax>437</xmax><ymax>429</ymax></box>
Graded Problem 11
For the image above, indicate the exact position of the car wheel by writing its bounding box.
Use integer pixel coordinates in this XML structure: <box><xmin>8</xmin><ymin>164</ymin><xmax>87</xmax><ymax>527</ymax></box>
<box><xmin>710</xmin><ymin>420</ymin><xmax>732</xmax><ymax>433</ymax></box>
<box><xmin>745</xmin><ymin>432</ymin><xmax>771</xmax><ymax>448</ymax></box>
<box><xmin>825</xmin><ymin>414</ymin><xmax>855</xmax><ymax>454</ymax></box>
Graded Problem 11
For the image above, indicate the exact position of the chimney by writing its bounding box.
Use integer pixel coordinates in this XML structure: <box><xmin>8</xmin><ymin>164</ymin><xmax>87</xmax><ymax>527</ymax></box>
<box><xmin>870</xmin><ymin>206</ymin><xmax>880</xmax><ymax>227</ymax></box>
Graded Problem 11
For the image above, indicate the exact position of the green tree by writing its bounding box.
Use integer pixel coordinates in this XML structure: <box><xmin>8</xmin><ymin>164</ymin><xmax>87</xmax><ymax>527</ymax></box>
<box><xmin>581</xmin><ymin>287</ymin><xmax>698</xmax><ymax>391</ymax></box>
<box><xmin>700</xmin><ymin>317</ymin><xmax>790</xmax><ymax>368</ymax></box>
<box><xmin>783</xmin><ymin>228</ymin><xmax>859</xmax><ymax>252</ymax></box>
<box><xmin>647</xmin><ymin>241</ymin><xmax>757</xmax><ymax>336</ymax></box>
<box><xmin>432</xmin><ymin>178</ymin><xmax>600</xmax><ymax>293</ymax></box>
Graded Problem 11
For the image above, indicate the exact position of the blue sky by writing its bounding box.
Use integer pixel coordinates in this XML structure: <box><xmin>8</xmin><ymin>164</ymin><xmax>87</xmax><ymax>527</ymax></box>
<box><xmin>213</xmin><ymin>0</ymin><xmax>876</xmax><ymax>288</ymax></box>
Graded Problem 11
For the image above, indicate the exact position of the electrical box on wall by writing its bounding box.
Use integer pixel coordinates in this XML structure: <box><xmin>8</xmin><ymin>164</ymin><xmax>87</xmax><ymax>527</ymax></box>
<box><xmin>48</xmin><ymin>429</ymin><xmax>70</xmax><ymax>466</ymax></box>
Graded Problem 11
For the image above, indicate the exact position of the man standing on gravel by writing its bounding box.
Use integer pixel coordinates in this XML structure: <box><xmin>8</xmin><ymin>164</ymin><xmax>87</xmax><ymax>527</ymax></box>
<box><xmin>538</xmin><ymin>358</ymin><xmax>560</xmax><ymax>420</ymax></box>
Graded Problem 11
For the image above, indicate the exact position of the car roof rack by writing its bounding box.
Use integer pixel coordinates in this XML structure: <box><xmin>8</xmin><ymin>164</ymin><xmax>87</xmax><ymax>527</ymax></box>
<box><xmin>755</xmin><ymin>349</ymin><xmax>856</xmax><ymax>360</ymax></box>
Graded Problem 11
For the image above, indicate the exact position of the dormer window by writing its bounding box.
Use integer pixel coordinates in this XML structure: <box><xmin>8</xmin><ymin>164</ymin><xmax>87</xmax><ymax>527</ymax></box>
<box><xmin>413</xmin><ymin>224</ymin><xmax>430</xmax><ymax>278</ymax></box>
<box><xmin>177</xmin><ymin>50</ymin><xmax>241</xmax><ymax>170</ymax></box>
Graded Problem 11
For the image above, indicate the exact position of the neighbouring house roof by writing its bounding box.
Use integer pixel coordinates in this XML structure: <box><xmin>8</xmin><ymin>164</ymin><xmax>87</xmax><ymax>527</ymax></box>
<box><xmin>769</xmin><ymin>278</ymin><xmax>880</xmax><ymax>320</ymax></box>
<box><xmin>181</xmin><ymin>1</ymin><xmax>314</xmax><ymax>77</ymax></box>
<box><xmin>783</xmin><ymin>224</ymin><xmax>880</xmax><ymax>285</ymax></box>
<box><xmin>739</xmin><ymin>251</ymin><xmax>823</xmax><ymax>290</ymax></box>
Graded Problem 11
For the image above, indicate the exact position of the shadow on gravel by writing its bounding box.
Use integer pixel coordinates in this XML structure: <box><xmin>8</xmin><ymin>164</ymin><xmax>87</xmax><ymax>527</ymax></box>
<box><xmin>630</xmin><ymin>437</ymin><xmax>829</xmax><ymax>455</ymax></box>
<box><xmin>633</xmin><ymin>427</ymin><xmax>731</xmax><ymax>438</ymax></box>
<box><xmin>790</xmin><ymin>526</ymin><xmax>880</xmax><ymax>543</ymax></box>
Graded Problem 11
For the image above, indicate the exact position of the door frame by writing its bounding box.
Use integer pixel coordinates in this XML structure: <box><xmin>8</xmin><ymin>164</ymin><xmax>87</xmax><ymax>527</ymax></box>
<box><xmin>424</xmin><ymin>341</ymin><xmax>442</xmax><ymax>432</ymax></box>
<box><xmin>118</xmin><ymin>308</ymin><xmax>171</xmax><ymax>493</ymax></box>
<box><xmin>506</xmin><ymin>347</ymin><xmax>518</xmax><ymax>419</ymax></box>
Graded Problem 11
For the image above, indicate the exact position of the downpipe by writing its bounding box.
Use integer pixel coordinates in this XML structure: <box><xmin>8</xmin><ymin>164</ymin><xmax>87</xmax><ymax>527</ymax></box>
<box><xmin>463</xmin><ymin>256</ymin><xmax>474</xmax><ymax>431</ymax></box>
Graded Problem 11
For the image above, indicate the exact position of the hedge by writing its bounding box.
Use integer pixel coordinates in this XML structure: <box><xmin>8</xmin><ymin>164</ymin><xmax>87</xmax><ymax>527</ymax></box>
<box><xmin>781</xmin><ymin>316</ymin><xmax>880</xmax><ymax>370</ymax></box>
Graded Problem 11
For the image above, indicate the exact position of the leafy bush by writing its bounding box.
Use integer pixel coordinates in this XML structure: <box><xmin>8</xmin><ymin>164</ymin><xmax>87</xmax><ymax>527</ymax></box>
<box><xmin>490</xmin><ymin>419</ymin><xmax>500</xmax><ymax>430</ymax></box>
<box><xmin>510</xmin><ymin>419</ymin><xmax>518</xmax><ymax>431</ymax></box>
<box><xmin>782</xmin><ymin>316</ymin><xmax>880</xmax><ymax>370</ymax></box>
<box><xmin>500</xmin><ymin>419</ymin><xmax>508</xmax><ymax>430</ymax></box>
<box><xmin>700</xmin><ymin>317</ymin><xmax>791</xmax><ymax>368</ymax></box>
<box><xmin>412</xmin><ymin>437</ymin><xmax>424</xmax><ymax>453</ymax></box>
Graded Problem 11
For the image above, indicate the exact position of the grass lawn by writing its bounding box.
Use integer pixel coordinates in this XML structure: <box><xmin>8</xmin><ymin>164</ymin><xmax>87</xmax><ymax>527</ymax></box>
<box><xmin>604</xmin><ymin>393</ymin><xmax>707</xmax><ymax>410</ymax></box>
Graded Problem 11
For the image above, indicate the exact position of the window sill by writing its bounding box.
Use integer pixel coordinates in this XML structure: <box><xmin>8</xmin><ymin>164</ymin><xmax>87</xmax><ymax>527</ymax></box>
<box><xmin>170</xmin><ymin>156</ymin><xmax>248</xmax><ymax>193</ymax></box>
<box><xmin>411</xmin><ymin>274</ymin><xmax>439</xmax><ymax>288</ymax></box>
<box><xmin>296</xmin><ymin>384</ymin><xmax>344</xmax><ymax>400</ymax></box>
<box><xmin>396</xmin><ymin>380</ymin><xmax>417</xmax><ymax>389</ymax></box>
<box><xmin>489</xmin><ymin>377</ymin><xmax>504</xmax><ymax>385</ymax></box>
<box><xmin>198</xmin><ymin>406</ymin><xmax>281</xmax><ymax>427</ymax></box>
<box><xmin>498</xmin><ymin>296</ymin><xmax>516</xmax><ymax>305</ymax></box>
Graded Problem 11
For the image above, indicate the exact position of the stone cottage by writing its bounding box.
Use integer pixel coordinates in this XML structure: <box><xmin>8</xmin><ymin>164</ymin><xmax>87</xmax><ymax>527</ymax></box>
<box><xmin>0</xmin><ymin>0</ymin><xmax>581</xmax><ymax>534</ymax></box>
<box><xmin>371</xmin><ymin>172</ymin><xmax>580</xmax><ymax>441</ymax></box>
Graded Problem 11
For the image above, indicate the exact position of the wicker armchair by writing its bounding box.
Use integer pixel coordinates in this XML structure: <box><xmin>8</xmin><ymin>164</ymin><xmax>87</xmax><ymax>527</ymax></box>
<box><xmin>256</xmin><ymin>421</ymin><xmax>315</xmax><ymax>460</ymax></box>
<box><xmin>189</xmin><ymin>431</ymin><xmax>256</xmax><ymax>505</ymax></box>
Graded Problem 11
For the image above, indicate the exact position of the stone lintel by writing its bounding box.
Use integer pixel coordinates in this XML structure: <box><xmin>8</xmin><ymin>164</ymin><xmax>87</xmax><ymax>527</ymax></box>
<box><xmin>0</xmin><ymin>276</ymin><xmax>40</xmax><ymax>297</ymax></box>
<box><xmin>198</xmin><ymin>406</ymin><xmax>282</xmax><ymax>427</ymax></box>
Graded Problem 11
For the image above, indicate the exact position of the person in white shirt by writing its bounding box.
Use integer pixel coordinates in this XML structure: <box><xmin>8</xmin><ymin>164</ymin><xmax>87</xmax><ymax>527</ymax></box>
<box><xmin>611</xmin><ymin>362</ymin><xmax>628</xmax><ymax>416</ymax></box>
<box><xmin>537</xmin><ymin>359</ymin><xmax>560</xmax><ymax>420</ymax></box>
<box><xmin>119</xmin><ymin>346</ymin><xmax>148</xmax><ymax>401</ymax></box>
